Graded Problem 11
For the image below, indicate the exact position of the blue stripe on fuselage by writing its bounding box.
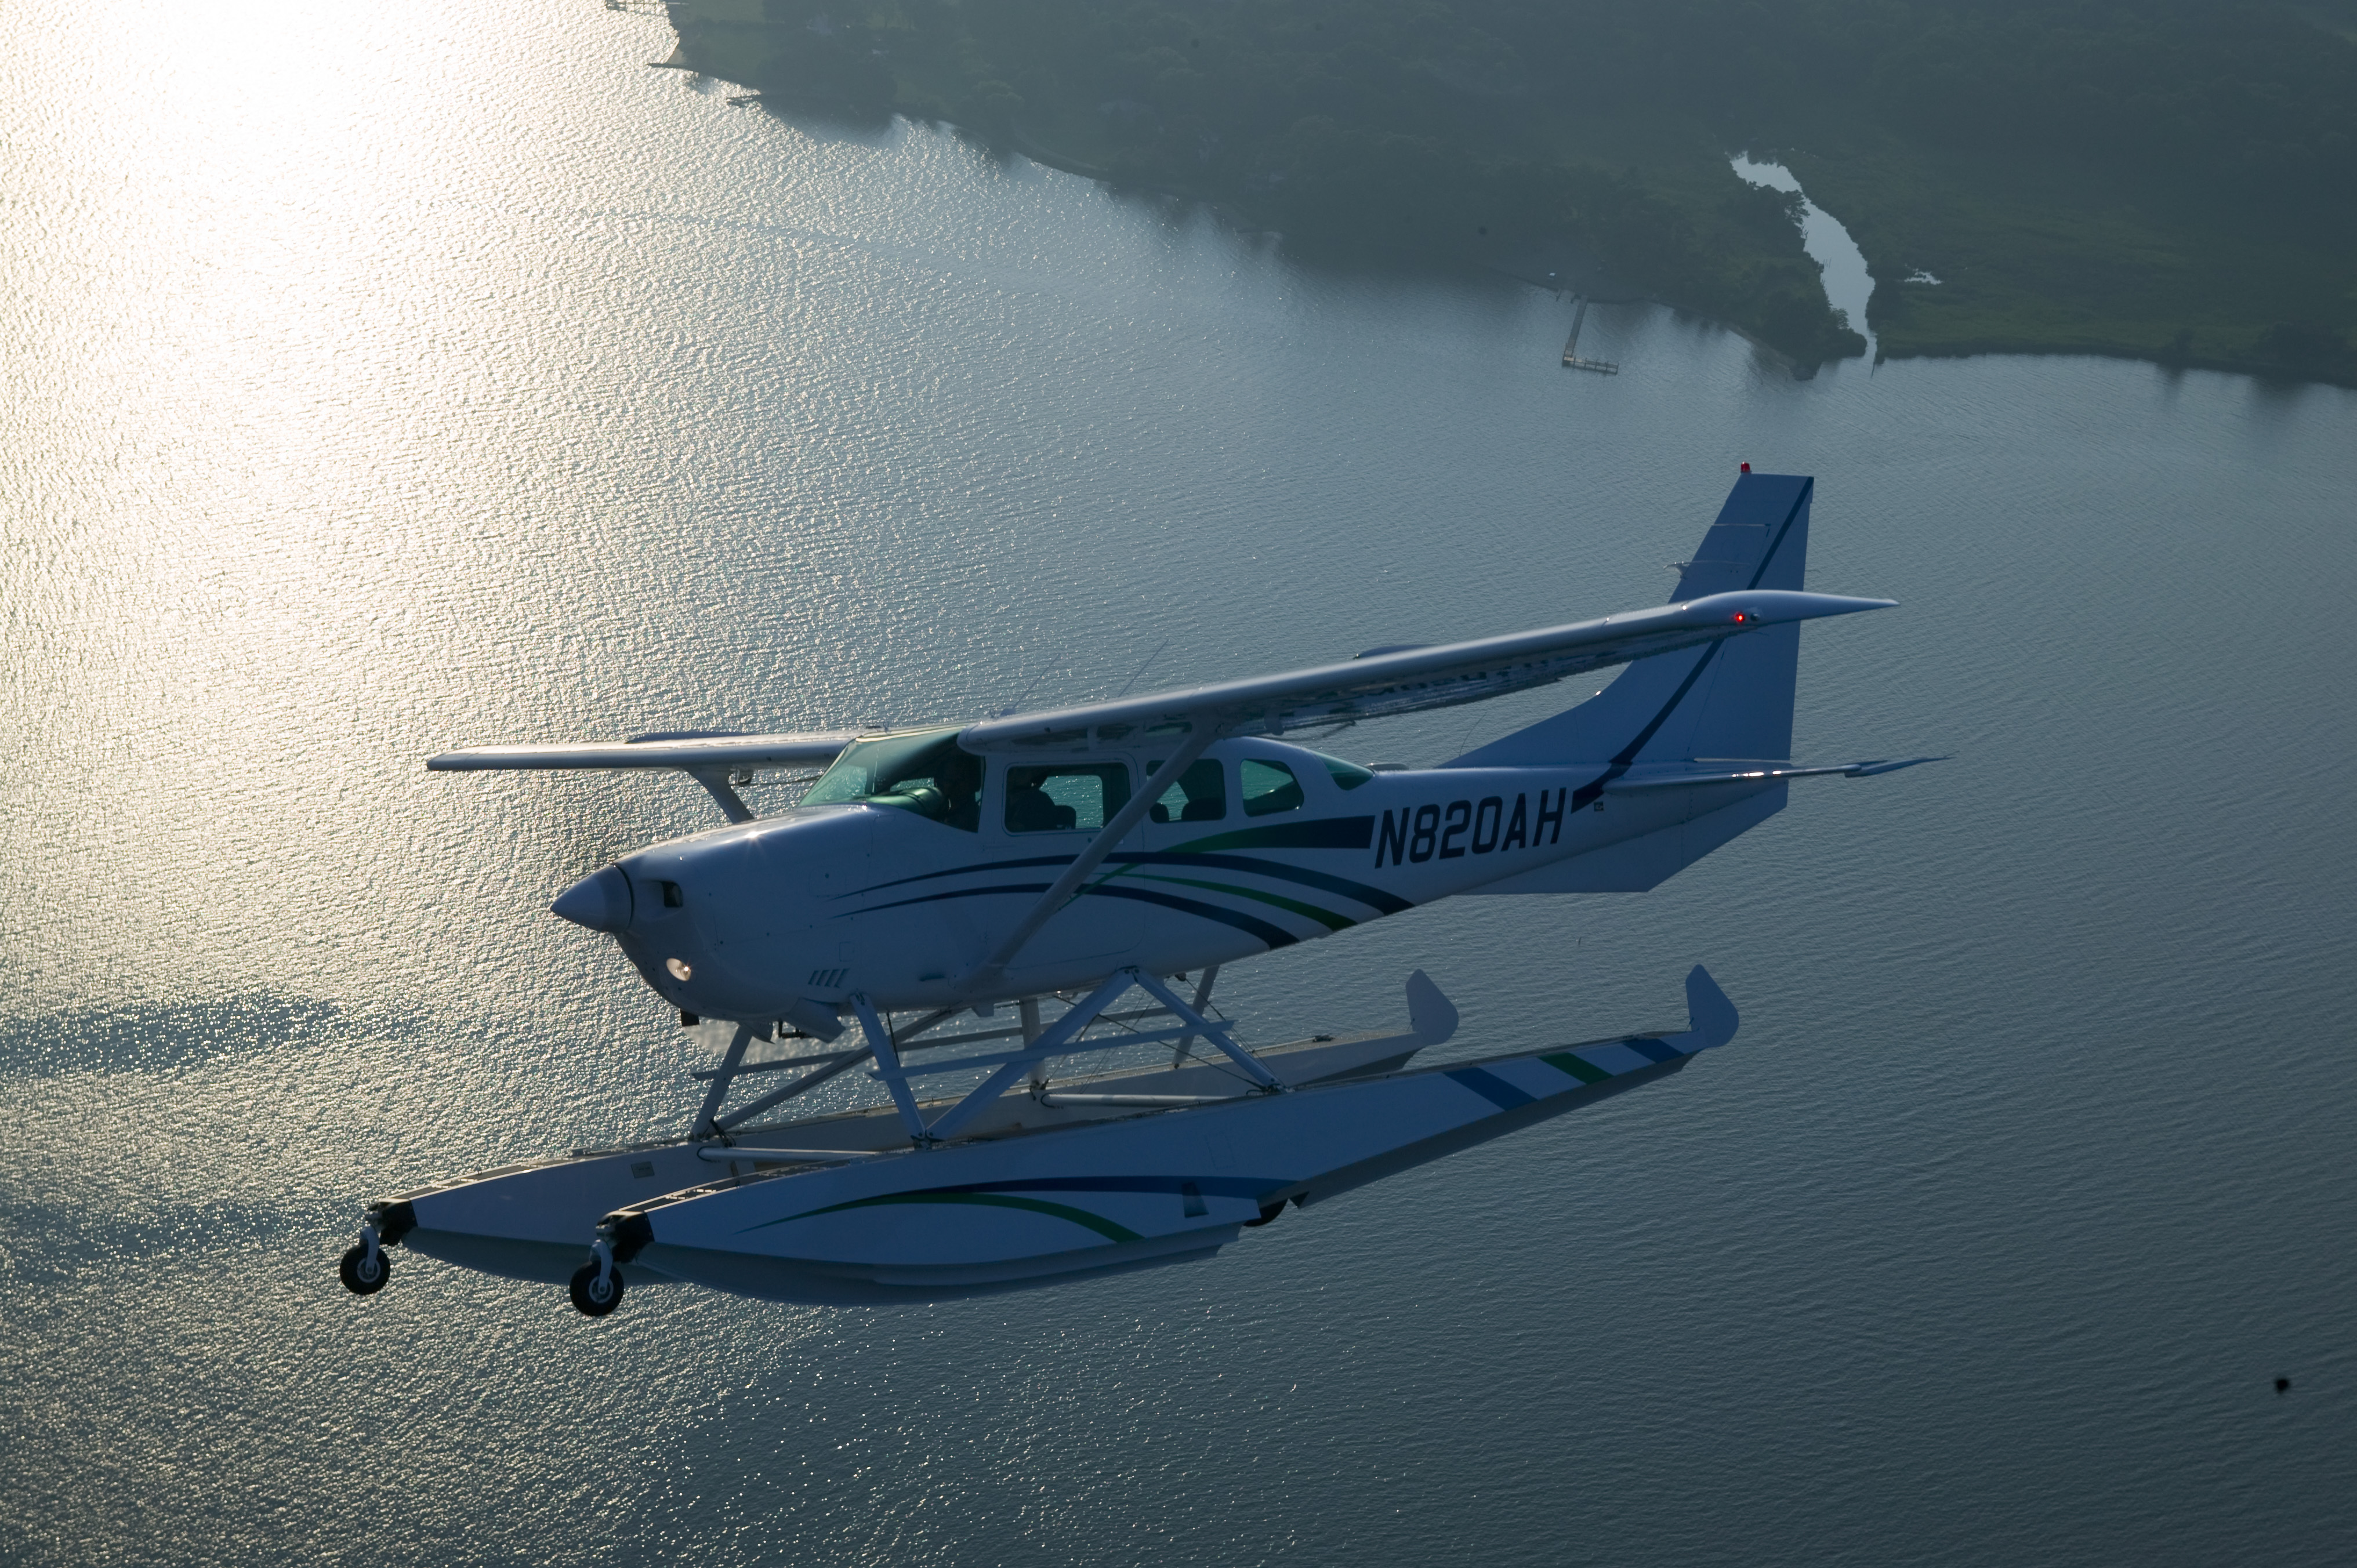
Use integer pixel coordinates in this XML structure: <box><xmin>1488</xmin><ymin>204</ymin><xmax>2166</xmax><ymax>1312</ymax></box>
<box><xmin>845</xmin><ymin>845</ymin><xmax>1413</xmax><ymax>916</ymax></box>
<box><xmin>850</xmin><ymin>880</ymin><xmax>1301</xmax><ymax>950</ymax></box>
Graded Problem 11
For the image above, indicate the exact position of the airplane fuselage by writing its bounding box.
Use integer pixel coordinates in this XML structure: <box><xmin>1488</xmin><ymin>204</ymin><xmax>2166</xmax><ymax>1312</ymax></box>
<box><xmin>577</xmin><ymin>734</ymin><xmax>1781</xmax><ymax>1020</ymax></box>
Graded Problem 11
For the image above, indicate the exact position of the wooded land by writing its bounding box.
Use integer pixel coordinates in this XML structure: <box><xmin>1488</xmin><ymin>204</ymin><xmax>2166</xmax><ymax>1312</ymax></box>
<box><xmin>667</xmin><ymin>0</ymin><xmax>2357</xmax><ymax>384</ymax></box>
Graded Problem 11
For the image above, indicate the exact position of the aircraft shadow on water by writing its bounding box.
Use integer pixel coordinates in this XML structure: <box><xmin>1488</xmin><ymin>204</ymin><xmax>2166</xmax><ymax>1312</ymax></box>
<box><xmin>338</xmin><ymin>469</ymin><xmax>1934</xmax><ymax>1316</ymax></box>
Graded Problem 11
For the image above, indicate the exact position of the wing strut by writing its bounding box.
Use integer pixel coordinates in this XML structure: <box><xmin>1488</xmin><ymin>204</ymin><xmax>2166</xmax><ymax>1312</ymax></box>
<box><xmin>959</xmin><ymin>728</ymin><xmax>1216</xmax><ymax>996</ymax></box>
<box><xmin>690</xmin><ymin>770</ymin><xmax>755</xmax><ymax>825</ymax></box>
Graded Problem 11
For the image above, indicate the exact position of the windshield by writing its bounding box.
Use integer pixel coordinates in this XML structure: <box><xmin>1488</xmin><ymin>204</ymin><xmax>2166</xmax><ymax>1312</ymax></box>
<box><xmin>801</xmin><ymin>728</ymin><xmax>984</xmax><ymax>830</ymax></box>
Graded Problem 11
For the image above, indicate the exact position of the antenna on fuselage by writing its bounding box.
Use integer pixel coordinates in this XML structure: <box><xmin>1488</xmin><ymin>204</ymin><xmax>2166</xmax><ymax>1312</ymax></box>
<box><xmin>993</xmin><ymin>659</ymin><xmax>1058</xmax><ymax>719</ymax></box>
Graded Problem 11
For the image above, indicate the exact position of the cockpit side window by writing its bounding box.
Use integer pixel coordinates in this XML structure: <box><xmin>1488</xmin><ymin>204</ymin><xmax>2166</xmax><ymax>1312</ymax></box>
<box><xmin>800</xmin><ymin>728</ymin><xmax>985</xmax><ymax>831</ymax></box>
<box><xmin>1240</xmin><ymin>758</ymin><xmax>1304</xmax><ymax>816</ymax></box>
<box><xmin>1146</xmin><ymin>758</ymin><xmax>1227</xmax><ymax>823</ymax></box>
<box><xmin>1005</xmin><ymin>763</ymin><xmax>1131</xmax><ymax>834</ymax></box>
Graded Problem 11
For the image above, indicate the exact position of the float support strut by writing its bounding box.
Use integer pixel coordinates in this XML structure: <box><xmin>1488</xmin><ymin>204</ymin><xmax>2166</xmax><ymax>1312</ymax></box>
<box><xmin>922</xmin><ymin>971</ymin><xmax>1136</xmax><ymax>1143</ymax></box>
<box><xmin>1129</xmin><ymin>969</ymin><xmax>1279</xmax><ymax>1089</ymax></box>
<box><xmin>854</xmin><ymin>996</ymin><xmax>932</xmax><ymax>1145</ymax></box>
<box><xmin>691</xmin><ymin>1022</ymin><xmax>764</xmax><ymax>1138</ymax></box>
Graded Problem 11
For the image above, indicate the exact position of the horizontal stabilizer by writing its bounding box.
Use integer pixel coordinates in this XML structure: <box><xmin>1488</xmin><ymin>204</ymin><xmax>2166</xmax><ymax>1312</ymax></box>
<box><xmin>1841</xmin><ymin>756</ymin><xmax>1946</xmax><ymax>778</ymax></box>
<box><xmin>1473</xmin><ymin>757</ymin><xmax>1938</xmax><ymax>895</ymax></box>
<box><xmin>427</xmin><ymin>732</ymin><xmax>859</xmax><ymax>772</ymax></box>
<box><xmin>1602</xmin><ymin>756</ymin><xmax>1948</xmax><ymax>792</ymax></box>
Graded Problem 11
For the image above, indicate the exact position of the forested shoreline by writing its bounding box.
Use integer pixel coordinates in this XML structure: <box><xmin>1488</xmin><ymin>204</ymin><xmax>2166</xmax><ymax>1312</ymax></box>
<box><xmin>664</xmin><ymin>0</ymin><xmax>2357</xmax><ymax>385</ymax></box>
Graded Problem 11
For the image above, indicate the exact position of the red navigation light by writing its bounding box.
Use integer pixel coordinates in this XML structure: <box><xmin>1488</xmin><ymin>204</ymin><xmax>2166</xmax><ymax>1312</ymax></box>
<box><xmin>1740</xmin><ymin>462</ymin><xmax>1752</xmax><ymax>473</ymax></box>
<box><xmin>1732</xmin><ymin>611</ymin><xmax>1750</xmax><ymax>623</ymax></box>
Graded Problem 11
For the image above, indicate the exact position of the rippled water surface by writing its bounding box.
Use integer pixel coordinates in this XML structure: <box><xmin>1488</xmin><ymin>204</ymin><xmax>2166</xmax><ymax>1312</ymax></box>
<box><xmin>6</xmin><ymin>3</ymin><xmax>2356</xmax><ymax>1564</ymax></box>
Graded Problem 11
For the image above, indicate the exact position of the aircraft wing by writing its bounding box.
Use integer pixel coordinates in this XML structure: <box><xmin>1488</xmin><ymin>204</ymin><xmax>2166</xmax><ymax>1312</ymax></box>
<box><xmin>426</xmin><ymin>732</ymin><xmax>860</xmax><ymax>772</ymax></box>
<box><xmin>959</xmin><ymin>589</ymin><xmax>1893</xmax><ymax>750</ymax></box>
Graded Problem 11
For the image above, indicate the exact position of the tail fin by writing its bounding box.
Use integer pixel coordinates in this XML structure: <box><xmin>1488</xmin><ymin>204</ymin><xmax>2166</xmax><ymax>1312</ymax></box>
<box><xmin>1448</xmin><ymin>472</ymin><xmax>1815</xmax><ymax>770</ymax></box>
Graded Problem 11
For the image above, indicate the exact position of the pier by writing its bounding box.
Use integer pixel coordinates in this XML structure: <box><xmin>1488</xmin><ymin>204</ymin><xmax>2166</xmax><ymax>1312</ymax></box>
<box><xmin>1561</xmin><ymin>297</ymin><xmax>1620</xmax><ymax>374</ymax></box>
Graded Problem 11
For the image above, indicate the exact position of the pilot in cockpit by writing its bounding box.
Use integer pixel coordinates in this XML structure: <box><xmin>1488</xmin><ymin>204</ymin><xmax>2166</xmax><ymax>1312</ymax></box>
<box><xmin>1004</xmin><ymin>779</ymin><xmax>1074</xmax><ymax>833</ymax></box>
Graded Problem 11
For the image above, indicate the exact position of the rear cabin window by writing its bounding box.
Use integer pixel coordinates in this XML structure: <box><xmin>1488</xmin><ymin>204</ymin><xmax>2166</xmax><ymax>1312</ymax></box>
<box><xmin>799</xmin><ymin>728</ymin><xmax>984</xmax><ymax>831</ymax></box>
<box><xmin>1240</xmin><ymin>758</ymin><xmax>1305</xmax><ymax>816</ymax></box>
<box><xmin>1312</xmin><ymin>752</ymin><xmax>1377</xmax><ymax>791</ymax></box>
<box><xmin>1005</xmin><ymin>763</ymin><xmax>1130</xmax><ymax>833</ymax></box>
<box><xmin>1147</xmin><ymin>759</ymin><xmax>1227</xmax><ymax>823</ymax></box>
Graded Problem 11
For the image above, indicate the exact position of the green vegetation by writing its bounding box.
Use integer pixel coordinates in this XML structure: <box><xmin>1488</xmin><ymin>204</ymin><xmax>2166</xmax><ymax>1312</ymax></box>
<box><xmin>666</xmin><ymin>0</ymin><xmax>2357</xmax><ymax>384</ymax></box>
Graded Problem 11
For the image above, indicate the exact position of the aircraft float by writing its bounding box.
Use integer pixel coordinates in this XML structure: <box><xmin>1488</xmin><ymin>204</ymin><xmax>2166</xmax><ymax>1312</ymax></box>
<box><xmin>339</xmin><ymin>469</ymin><xmax>1930</xmax><ymax>1316</ymax></box>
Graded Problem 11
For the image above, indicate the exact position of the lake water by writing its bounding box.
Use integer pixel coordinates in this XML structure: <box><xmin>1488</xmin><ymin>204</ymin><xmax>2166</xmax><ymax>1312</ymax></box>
<box><xmin>6</xmin><ymin>3</ymin><xmax>2355</xmax><ymax>1564</ymax></box>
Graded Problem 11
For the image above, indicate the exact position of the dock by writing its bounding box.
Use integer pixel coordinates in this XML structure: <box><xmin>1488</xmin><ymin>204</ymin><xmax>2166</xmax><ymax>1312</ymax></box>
<box><xmin>1561</xmin><ymin>297</ymin><xmax>1620</xmax><ymax>374</ymax></box>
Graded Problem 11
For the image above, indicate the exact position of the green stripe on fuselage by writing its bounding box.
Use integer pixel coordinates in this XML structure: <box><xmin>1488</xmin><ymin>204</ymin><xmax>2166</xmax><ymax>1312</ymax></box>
<box><xmin>1133</xmin><ymin>874</ymin><xmax>1357</xmax><ymax>932</ymax></box>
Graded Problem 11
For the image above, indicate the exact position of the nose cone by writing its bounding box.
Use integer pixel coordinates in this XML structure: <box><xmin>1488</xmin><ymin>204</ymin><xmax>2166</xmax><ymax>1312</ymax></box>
<box><xmin>551</xmin><ymin>865</ymin><xmax>633</xmax><ymax>933</ymax></box>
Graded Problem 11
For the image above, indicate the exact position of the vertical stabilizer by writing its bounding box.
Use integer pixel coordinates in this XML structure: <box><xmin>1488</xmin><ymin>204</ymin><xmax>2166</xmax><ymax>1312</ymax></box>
<box><xmin>1448</xmin><ymin>473</ymin><xmax>1815</xmax><ymax>769</ymax></box>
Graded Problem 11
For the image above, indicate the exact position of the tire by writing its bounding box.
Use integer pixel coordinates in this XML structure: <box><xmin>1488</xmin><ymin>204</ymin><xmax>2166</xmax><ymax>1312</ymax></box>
<box><xmin>569</xmin><ymin>1261</ymin><xmax>625</xmax><ymax>1317</ymax></box>
<box><xmin>339</xmin><ymin>1243</ymin><xmax>389</xmax><ymax>1295</ymax></box>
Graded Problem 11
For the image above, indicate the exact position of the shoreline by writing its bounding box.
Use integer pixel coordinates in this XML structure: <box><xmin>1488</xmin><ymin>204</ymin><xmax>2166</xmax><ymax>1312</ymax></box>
<box><xmin>1869</xmin><ymin>333</ymin><xmax>2357</xmax><ymax>391</ymax></box>
<box><xmin>755</xmin><ymin>93</ymin><xmax>2357</xmax><ymax>391</ymax></box>
<box><xmin>654</xmin><ymin>12</ymin><xmax>2352</xmax><ymax>393</ymax></box>
<box><xmin>997</xmin><ymin>118</ymin><xmax>2356</xmax><ymax>390</ymax></box>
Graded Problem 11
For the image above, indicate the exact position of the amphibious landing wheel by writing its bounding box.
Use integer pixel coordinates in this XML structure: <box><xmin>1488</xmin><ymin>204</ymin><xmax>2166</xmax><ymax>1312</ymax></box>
<box><xmin>570</xmin><ymin>1260</ymin><xmax>625</xmax><ymax>1317</ymax></box>
<box><xmin>339</xmin><ymin>1241</ymin><xmax>389</xmax><ymax>1295</ymax></box>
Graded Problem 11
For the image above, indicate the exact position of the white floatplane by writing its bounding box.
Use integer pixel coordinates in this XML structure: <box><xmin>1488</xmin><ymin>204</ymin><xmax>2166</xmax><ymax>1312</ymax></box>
<box><xmin>342</xmin><ymin>469</ymin><xmax>1932</xmax><ymax>1316</ymax></box>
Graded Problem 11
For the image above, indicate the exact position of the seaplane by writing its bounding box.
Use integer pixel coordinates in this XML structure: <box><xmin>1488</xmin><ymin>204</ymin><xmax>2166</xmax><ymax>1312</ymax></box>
<box><xmin>340</xmin><ymin>468</ymin><xmax>1931</xmax><ymax>1316</ymax></box>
